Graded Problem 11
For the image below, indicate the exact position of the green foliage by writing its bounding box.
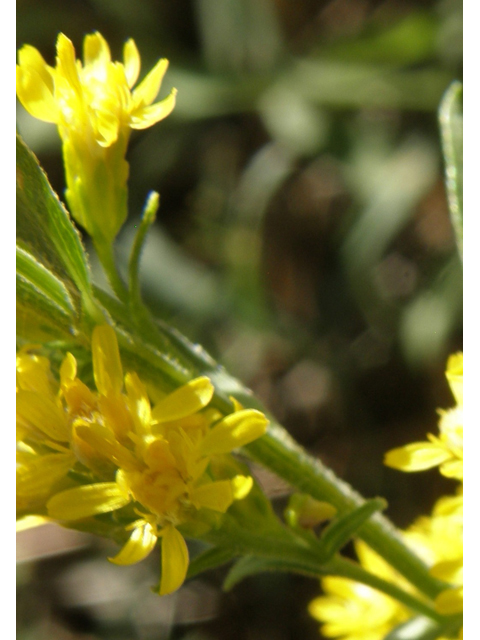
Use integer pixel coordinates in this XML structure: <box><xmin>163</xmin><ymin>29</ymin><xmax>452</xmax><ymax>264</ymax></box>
<box><xmin>439</xmin><ymin>81</ymin><xmax>463</xmax><ymax>259</ymax></box>
<box><xmin>16</xmin><ymin>246</ymin><xmax>77</xmax><ymax>341</ymax></box>
<box><xmin>16</xmin><ymin>135</ymin><xmax>92</xmax><ymax>301</ymax></box>
<box><xmin>16</xmin><ymin>134</ymin><xmax>99</xmax><ymax>340</ymax></box>
<box><xmin>314</xmin><ymin>498</ymin><xmax>387</xmax><ymax>562</ymax></box>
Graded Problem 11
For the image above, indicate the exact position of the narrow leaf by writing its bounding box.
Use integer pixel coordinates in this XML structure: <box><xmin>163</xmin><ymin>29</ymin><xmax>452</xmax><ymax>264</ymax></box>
<box><xmin>317</xmin><ymin>498</ymin><xmax>387</xmax><ymax>562</ymax></box>
<box><xmin>17</xmin><ymin>246</ymin><xmax>76</xmax><ymax>316</ymax></box>
<box><xmin>439</xmin><ymin>81</ymin><xmax>463</xmax><ymax>259</ymax></box>
<box><xmin>16</xmin><ymin>245</ymin><xmax>79</xmax><ymax>340</ymax></box>
<box><xmin>16</xmin><ymin>134</ymin><xmax>92</xmax><ymax>304</ymax></box>
<box><xmin>17</xmin><ymin>274</ymin><xmax>76</xmax><ymax>341</ymax></box>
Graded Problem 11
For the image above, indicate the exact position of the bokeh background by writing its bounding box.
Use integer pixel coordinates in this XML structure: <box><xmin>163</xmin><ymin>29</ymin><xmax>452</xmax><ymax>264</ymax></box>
<box><xmin>16</xmin><ymin>0</ymin><xmax>462</xmax><ymax>638</ymax></box>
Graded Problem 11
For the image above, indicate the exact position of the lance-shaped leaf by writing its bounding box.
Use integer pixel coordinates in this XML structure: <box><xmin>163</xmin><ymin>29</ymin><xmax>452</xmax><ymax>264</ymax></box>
<box><xmin>439</xmin><ymin>81</ymin><xmax>463</xmax><ymax>259</ymax></box>
<box><xmin>315</xmin><ymin>498</ymin><xmax>387</xmax><ymax>562</ymax></box>
<box><xmin>17</xmin><ymin>245</ymin><xmax>78</xmax><ymax>340</ymax></box>
<box><xmin>16</xmin><ymin>134</ymin><xmax>94</xmax><ymax>313</ymax></box>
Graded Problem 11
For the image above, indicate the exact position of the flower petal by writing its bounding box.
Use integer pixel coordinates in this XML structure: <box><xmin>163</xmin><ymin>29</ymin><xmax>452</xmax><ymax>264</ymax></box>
<box><xmin>129</xmin><ymin>89</ymin><xmax>177</xmax><ymax>129</ymax></box>
<box><xmin>74</xmin><ymin>422</ymin><xmax>139</xmax><ymax>471</ymax></box>
<box><xmin>125</xmin><ymin>372</ymin><xmax>152</xmax><ymax>436</ymax></box>
<box><xmin>92</xmin><ymin>325</ymin><xmax>124</xmax><ymax>396</ymax></box>
<box><xmin>384</xmin><ymin>442</ymin><xmax>452</xmax><ymax>472</ymax></box>
<box><xmin>17</xmin><ymin>452</ymin><xmax>75</xmax><ymax>496</ymax></box>
<box><xmin>16</xmin><ymin>350</ymin><xmax>53</xmax><ymax>395</ymax></box>
<box><xmin>16</xmin><ymin>65</ymin><xmax>58</xmax><ymax>123</ymax></box>
<box><xmin>190</xmin><ymin>480</ymin><xmax>233</xmax><ymax>512</ymax></box>
<box><xmin>446</xmin><ymin>352</ymin><xmax>463</xmax><ymax>405</ymax></box>
<box><xmin>17</xmin><ymin>390</ymin><xmax>69</xmax><ymax>442</ymax></box>
<box><xmin>132</xmin><ymin>58</ymin><xmax>168</xmax><ymax>108</ymax></box>
<box><xmin>47</xmin><ymin>482</ymin><xmax>130</xmax><ymax>520</ymax></box>
<box><xmin>151</xmin><ymin>376</ymin><xmax>214</xmax><ymax>424</ymax></box>
<box><xmin>56</xmin><ymin>33</ymin><xmax>82</xmax><ymax>95</ymax></box>
<box><xmin>109</xmin><ymin>522</ymin><xmax>157</xmax><ymax>565</ymax></box>
<box><xmin>83</xmin><ymin>32</ymin><xmax>111</xmax><ymax>70</ymax></box>
<box><xmin>160</xmin><ymin>525</ymin><xmax>189</xmax><ymax>595</ymax></box>
<box><xmin>18</xmin><ymin>45</ymin><xmax>54</xmax><ymax>91</ymax></box>
<box><xmin>60</xmin><ymin>352</ymin><xmax>77</xmax><ymax>387</ymax></box>
<box><xmin>123</xmin><ymin>38</ymin><xmax>140</xmax><ymax>88</ymax></box>
<box><xmin>92</xmin><ymin>107</ymin><xmax>120</xmax><ymax>147</ymax></box>
<box><xmin>231</xmin><ymin>475</ymin><xmax>253</xmax><ymax>500</ymax></box>
<box><xmin>16</xmin><ymin>515</ymin><xmax>50</xmax><ymax>532</ymax></box>
<box><xmin>200</xmin><ymin>409</ymin><xmax>268</xmax><ymax>456</ymax></box>
<box><xmin>435</xmin><ymin>587</ymin><xmax>463</xmax><ymax>615</ymax></box>
<box><xmin>430</xmin><ymin>558</ymin><xmax>463</xmax><ymax>584</ymax></box>
<box><xmin>439</xmin><ymin>459</ymin><xmax>463</xmax><ymax>480</ymax></box>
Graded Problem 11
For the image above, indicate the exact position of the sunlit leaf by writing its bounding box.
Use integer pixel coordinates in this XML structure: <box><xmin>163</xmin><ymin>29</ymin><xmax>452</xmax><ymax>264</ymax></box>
<box><xmin>16</xmin><ymin>134</ymin><xmax>93</xmax><ymax>308</ymax></box>
<box><xmin>16</xmin><ymin>245</ymin><xmax>79</xmax><ymax>340</ymax></box>
<box><xmin>439</xmin><ymin>81</ymin><xmax>463</xmax><ymax>259</ymax></box>
<box><xmin>316</xmin><ymin>498</ymin><xmax>387</xmax><ymax>562</ymax></box>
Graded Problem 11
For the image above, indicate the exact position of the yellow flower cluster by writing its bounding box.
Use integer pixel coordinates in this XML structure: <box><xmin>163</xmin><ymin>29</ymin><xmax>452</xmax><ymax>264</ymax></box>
<box><xmin>309</xmin><ymin>353</ymin><xmax>463</xmax><ymax>639</ymax></box>
<box><xmin>17</xmin><ymin>325</ymin><xmax>268</xmax><ymax>595</ymax></box>
<box><xmin>385</xmin><ymin>352</ymin><xmax>463</xmax><ymax>619</ymax></box>
<box><xmin>16</xmin><ymin>32</ymin><xmax>177</xmax><ymax>244</ymax></box>
<box><xmin>384</xmin><ymin>353</ymin><xmax>463</xmax><ymax>481</ymax></box>
<box><xmin>309</xmin><ymin>540</ymin><xmax>411</xmax><ymax>640</ymax></box>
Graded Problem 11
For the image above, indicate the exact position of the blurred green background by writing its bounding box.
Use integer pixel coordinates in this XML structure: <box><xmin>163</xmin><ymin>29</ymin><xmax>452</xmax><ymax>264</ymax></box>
<box><xmin>16</xmin><ymin>0</ymin><xmax>462</xmax><ymax>638</ymax></box>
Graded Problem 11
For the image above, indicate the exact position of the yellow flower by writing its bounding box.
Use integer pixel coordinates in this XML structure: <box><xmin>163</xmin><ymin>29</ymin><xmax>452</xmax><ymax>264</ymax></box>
<box><xmin>16</xmin><ymin>32</ymin><xmax>177</xmax><ymax>245</ymax></box>
<box><xmin>384</xmin><ymin>353</ymin><xmax>463</xmax><ymax>480</ymax></box>
<box><xmin>308</xmin><ymin>541</ymin><xmax>410</xmax><ymax>640</ymax></box>
<box><xmin>406</xmin><ymin>497</ymin><xmax>463</xmax><ymax>619</ymax></box>
<box><xmin>16</xmin><ymin>325</ymin><xmax>268</xmax><ymax>595</ymax></box>
<box><xmin>308</xmin><ymin>503</ymin><xmax>463</xmax><ymax>640</ymax></box>
<box><xmin>311</xmin><ymin>353</ymin><xmax>464</xmax><ymax>639</ymax></box>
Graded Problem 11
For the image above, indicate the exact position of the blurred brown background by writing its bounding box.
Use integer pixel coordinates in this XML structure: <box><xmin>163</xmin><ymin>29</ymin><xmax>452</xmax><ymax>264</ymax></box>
<box><xmin>17</xmin><ymin>0</ymin><xmax>462</xmax><ymax>638</ymax></box>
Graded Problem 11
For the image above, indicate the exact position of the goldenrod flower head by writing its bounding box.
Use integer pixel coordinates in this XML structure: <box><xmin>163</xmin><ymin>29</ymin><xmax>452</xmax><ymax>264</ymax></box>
<box><xmin>310</xmin><ymin>353</ymin><xmax>464</xmax><ymax>639</ymax></box>
<box><xmin>384</xmin><ymin>353</ymin><xmax>463</xmax><ymax>480</ymax></box>
<box><xmin>16</xmin><ymin>325</ymin><xmax>268</xmax><ymax>595</ymax></box>
<box><xmin>308</xmin><ymin>541</ymin><xmax>410</xmax><ymax>640</ymax></box>
<box><xmin>309</xmin><ymin>504</ymin><xmax>463</xmax><ymax>639</ymax></box>
<box><xmin>16</xmin><ymin>32</ymin><xmax>177</xmax><ymax>244</ymax></box>
<box><xmin>405</xmin><ymin>497</ymin><xmax>463</xmax><ymax>618</ymax></box>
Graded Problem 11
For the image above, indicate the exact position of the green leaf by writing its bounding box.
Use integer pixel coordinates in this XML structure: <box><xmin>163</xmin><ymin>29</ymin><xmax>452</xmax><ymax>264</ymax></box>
<box><xmin>16</xmin><ymin>245</ymin><xmax>79</xmax><ymax>341</ymax></box>
<box><xmin>439</xmin><ymin>81</ymin><xmax>463</xmax><ymax>259</ymax></box>
<box><xmin>17</xmin><ymin>246</ymin><xmax>76</xmax><ymax>316</ymax></box>
<box><xmin>316</xmin><ymin>498</ymin><xmax>387</xmax><ymax>562</ymax></box>
<box><xmin>187</xmin><ymin>545</ymin><xmax>237</xmax><ymax>580</ymax></box>
<box><xmin>17</xmin><ymin>277</ymin><xmax>73</xmax><ymax>342</ymax></box>
<box><xmin>16</xmin><ymin>134</ymin><xmax>93</xmax><ymax>309</ymax></box>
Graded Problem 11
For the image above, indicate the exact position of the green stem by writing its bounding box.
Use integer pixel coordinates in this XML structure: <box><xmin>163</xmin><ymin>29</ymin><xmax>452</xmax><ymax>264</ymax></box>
<box><xmin>203</xmin><ymin>518</ymin><xmax>444</xmax><ymax>622</ymax></box>
<box><xmin>244</xmin><ymin>419</ymin><xmax>449</xmax><ymax>601</ymax></box>
<box><xmin>94</xmin><ymin>240</ymin><xmax>128</xmax><ymax>304</ymax></box>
